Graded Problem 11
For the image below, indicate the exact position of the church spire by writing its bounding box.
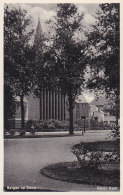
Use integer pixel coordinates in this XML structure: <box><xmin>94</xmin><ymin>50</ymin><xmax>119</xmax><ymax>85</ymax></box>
<box><xmin>34</xmin><ymin>17</ymin><xmax>43</xmax><ymax>48</ymax></box>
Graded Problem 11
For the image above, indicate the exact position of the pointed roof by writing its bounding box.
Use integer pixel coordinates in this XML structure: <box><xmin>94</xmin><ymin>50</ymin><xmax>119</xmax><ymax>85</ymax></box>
<box><xmin>36</xmin><ymin>17</ymin><xmax>42</xmax><ymax>34</ymax></box>
<box><xmin>90</xmin><ymin>96</ymin><xmax>107</xmax><ymax>106</ymax></box>
<box><xmin>76</xmin><ymin>94</ymin><xmax>89</xmax><ymax>104</ymax></box>
<box><xmin>34</xmin><ymin>17</ymin><xmax>43</xmax><ymax>48</ymax></box>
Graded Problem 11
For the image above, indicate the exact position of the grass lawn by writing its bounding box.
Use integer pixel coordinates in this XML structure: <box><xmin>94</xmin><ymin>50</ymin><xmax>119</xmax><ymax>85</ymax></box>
<box><xmin>41</xmin><ymin>141</ymin><xmax>120</xmax><ymax>187</ymax></box>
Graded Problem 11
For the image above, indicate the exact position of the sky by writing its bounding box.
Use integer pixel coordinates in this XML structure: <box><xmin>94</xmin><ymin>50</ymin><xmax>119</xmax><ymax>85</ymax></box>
<box><xmin>6</xmin><ymin>3</ymin><xmax>100</xmax><ymax>102</ymax></box>
<box><xmin>7</xmin><ymin>3</ymin><xmax>99</xmax><ymax>33</ymax></box>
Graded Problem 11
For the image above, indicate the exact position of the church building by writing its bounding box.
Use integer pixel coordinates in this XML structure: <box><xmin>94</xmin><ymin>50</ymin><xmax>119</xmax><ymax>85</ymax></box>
<box><xmin>8</xmin><ymin>18</ymin><xmax>90</xmax><ymax>129</ymax></box>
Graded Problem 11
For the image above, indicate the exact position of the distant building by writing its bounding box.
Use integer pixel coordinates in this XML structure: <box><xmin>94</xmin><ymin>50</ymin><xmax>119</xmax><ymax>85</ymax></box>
<box><xmin>103</xmin><ymin>112</ymin><xmax>116</xmax><ymax>126</ymax></box>
<box><xmin>90</xmin><ymin>95</ymin><xmax>117</xmax><ymax>125</ymax></box>
<box><xmin>75</xmin><ymin>95</ymin><xmax>90</xmax><ymax>129</ymax></box>
<box><xmin>90</xmin><ymin>96</ymin><xmax>107</xmax><ymax>112</ymax></box>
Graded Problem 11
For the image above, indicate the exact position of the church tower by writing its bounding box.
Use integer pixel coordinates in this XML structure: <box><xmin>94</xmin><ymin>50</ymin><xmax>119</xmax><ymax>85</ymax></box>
<box><xmin>34</xmin><ymin>18</ymin><xmax>66</xmax><ymax>121</ymax></box>
<box><xmin>34</xmin><ymin>17</ymin><xmax>43</xmax><ymax>49</ymax></box>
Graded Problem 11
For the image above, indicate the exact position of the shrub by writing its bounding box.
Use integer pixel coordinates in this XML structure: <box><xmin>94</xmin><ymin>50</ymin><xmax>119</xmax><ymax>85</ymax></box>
<box><xmin>26</xmin><ymin>120</ymin><xmax>36</xmax><ymax>129</ymax></box>
<box><xmin>71</xmin><ymin>141</ymin><xmax>119</xmax><ymax>169</ymax></box>
<box><xmin>90</xmin><ymin>119</ymin><xmax>111</xmax><ymax>130</ymax></box>
<box><xmin>6</xmin><ymin>129</ymin><xmax>25</xmax><ymax>136</ymax></box>
<box><xmin>109</xmin><ymin>124</ymin><xmax>120</xmax><ymax>163</ymax></box>
<box><xmin>25</xmin><ymin>119</ymin><xmax>78</xmax><ymax>131</ymax></box>
<box><xmin>72</xmin><ymin>142</ymin><xmax>103</xmax><ymax>169</ymax></box>
<box><xmin>25</xmin><ymin>120</ymin><xmax>38</xmax><ymax>135</ymax></box>
<box><xmin>19</xmin><ymin>129</ymin><xmax>25</xmax><ymax>136</ymax></box>
<box><xmin>8</xmin><ymin>129</ymin><xmax>15</xmax><ymax>136</ymax></box>
<box><xmin>111</xmin><ymin>124</ymin><xmax>120</xmax><ymax>141</ymax></box>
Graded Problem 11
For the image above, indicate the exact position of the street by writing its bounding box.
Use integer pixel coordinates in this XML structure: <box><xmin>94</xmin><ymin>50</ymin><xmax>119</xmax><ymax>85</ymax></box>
<box><xmin>4</xmin><ymin>131</ymin><xmax>111</xmax><ymax>191</ymax></box>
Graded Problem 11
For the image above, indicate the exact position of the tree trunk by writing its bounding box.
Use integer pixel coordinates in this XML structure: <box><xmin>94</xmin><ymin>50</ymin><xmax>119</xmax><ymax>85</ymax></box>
<box><xmin>68</xmin><ymin>95</ymin><xmax>74</xmax><ymax>135</ymax></box>
<box><xmin>20</xmin><ymin>94</ymin><xmax>25</xmax><ymax>129</ymax></box>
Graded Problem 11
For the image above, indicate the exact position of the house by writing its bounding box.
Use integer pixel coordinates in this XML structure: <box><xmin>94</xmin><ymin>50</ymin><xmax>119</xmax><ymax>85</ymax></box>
<box><xmin>90</xmin><ymin>95</ymin><xmax>117</xmax><ymax>125</ymax></box>
<box><xmin>103</xmin><ymin>113</ymin><xmax>116</xmax><ymax>126</ymax></box>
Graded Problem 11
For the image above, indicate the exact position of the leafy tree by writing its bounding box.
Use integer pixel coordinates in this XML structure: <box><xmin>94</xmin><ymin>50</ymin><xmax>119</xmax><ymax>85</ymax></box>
<box><xmin>87</xmin><ymin>3</ymin><xmax>120</xmax><ymax>123</ymax></box>
<box><xmin>45</xmin><ymin>4</ymin><xmax>89</xmax><ymax>134</ymax></box>
<box><xmin>4</xmin><ymin>5</ymin><xmax>34</xmax><ymax>129</ymax></box>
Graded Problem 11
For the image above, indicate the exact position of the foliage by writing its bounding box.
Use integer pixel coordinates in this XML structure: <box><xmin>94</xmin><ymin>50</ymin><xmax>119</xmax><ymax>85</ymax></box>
<box><xmin>90</xmin><ymin>119</ymin><xmax>111</xmax><ymax>130</ymax></box>
<box><xmin>4</xmin><ymin>5</ymin><xmax>34</xmax><ymax>95</ymax></box>
<box><xmin>8</xmin><ymin>129</ymin><xmax>15</xmax><ymax>136</ymax></box>
<box><xmin>6</xmin><ymin>128</ymin><xmax>25</xmax><ymax>136</ymax></box>
<box><xmin>25</xmin><ymin>119</ymin><xmax>78</xmax><ymax>131</ymax></box>
<box><xmin>87</xmin><ymin>4</ymin><xmax>120</xmax><ymax>136</ymax></box>
<box><xmin>4</xmin><ymin>5</ymin><xmax>34</xmax><ymax>128</ymax></box>
<box><xmin>87</xmin><ymin>3</ymin><xmax>120</xmax><ymax>95</ymax></box>
<box><xmin>26</xmin><ymin>120</ymin><xmax>36</xmax><ymax>129</ymax></box>
<box><xmin>106</xmin><ymin>94</ymin><xmax>120</xmax><ymax>125</ymax></box>
<box><xmin>72</xmin><ymin>142</ymin><xmax>102</xmax><ymax>169</ymax></box>
<box><xmin>72</xmin><ymin>141</ymin><xmax>119</xmax><ymax>169</ymax></box>
<box><xmin>45</xmin><ymin>4</ymin><xmax>89</xmax><ymax>134</ymax></box>
<box><xmin>110</xmin><ymin>124</ymin><xmax>120</xmax><ymax>162</ymax></box>
<box><xmin>111</xmin><ymin>125</ymin><xmax>120</xmax><ymax>141</ymax></box>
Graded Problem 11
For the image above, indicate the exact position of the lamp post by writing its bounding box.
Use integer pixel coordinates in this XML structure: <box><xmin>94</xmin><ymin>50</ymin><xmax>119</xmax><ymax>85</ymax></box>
<box><xmin>82</xmin><ymin>105</ymin><xmax>85</xmax><ymax>133</ymax></box>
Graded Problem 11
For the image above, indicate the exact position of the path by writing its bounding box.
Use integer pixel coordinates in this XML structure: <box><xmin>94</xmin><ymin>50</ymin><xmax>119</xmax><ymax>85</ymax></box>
<box><xmin>5</xmin><ymin>130</ymin><xmax>117</xmax><ymax>191</ymax></box>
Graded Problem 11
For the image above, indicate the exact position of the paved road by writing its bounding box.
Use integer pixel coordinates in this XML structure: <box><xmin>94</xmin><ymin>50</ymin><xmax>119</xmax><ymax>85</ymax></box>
<box><xmin>4</xmin><ymin>131</ymin><xmax>113</xmax><ymax>191</ymax></box>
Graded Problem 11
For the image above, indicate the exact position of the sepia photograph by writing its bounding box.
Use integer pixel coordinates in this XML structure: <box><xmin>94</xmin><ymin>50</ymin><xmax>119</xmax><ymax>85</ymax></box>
<box><xmin>4</xmin><ymin>1</ymin><xmax>120</xmax><ymax>192</ymax></box>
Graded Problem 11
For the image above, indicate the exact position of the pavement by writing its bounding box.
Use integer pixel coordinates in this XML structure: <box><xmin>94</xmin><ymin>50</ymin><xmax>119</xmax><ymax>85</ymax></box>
<box><xmin>4</xmin><ymin>130</ymin><xmax>119</xmax><ymax>192</ymax></box>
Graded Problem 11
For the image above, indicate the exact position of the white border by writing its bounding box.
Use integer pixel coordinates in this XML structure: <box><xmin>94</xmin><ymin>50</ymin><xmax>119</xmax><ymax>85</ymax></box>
<box><xmin>1</xmin><ymin>0</ymin><xmax>123</xmax><ymax>195</ymax></box>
